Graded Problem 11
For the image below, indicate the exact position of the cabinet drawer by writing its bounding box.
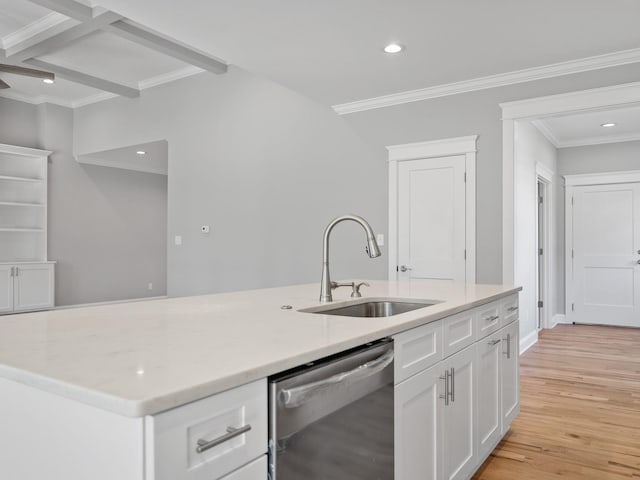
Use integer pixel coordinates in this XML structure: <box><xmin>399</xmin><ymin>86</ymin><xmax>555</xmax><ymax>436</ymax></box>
<box><xmin>442</xmin><ymin>309</ymin><xmax>475</xmax><ymax>358</ymax></box>
<box><xmin>501</xmin><ymin>295</ymin><xmax>519</xmax><ymax>326</ymax></box>
<box><xmin>220</xmin><ymin>455</ymin><xmax>266</xmax><ymax>480</ymax></box>
<box><xmin>393</xmin><ymin>320</ymin><xmax>442</xmax><ymax>384</ymax></box>
<box><xmin>147</xmin><ymin>379</ymin><xmax>267</xmax><ymax>480</ymax></box>
<box><xmin>475</xmin><ymin>301</ymin><xmax>501</xmax><ymax>340</ymax></box>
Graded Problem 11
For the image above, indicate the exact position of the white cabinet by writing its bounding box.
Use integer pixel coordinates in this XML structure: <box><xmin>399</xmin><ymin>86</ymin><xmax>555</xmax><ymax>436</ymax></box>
<box><xmin>394</xmin><ymin>294</ymin><xmax>520</xmax><ymax>480</ymax></box>
<box><xmin>441</xmin><ymin>345</ymin><xmax>476</xmax><ymax>480</ymax></box>
<box><xmin>0</xmin><ymin>262</ymin><xmax>54</xmax><ymax>314</ymax></box>
<box><xmin>395</xmin><ymin>362</ymin><xmax>443</xmax><ymax>480</ymax></box>
<box><xmin>146</xmin><ymin>379</ymin><xmax>267</xmax><ymax>480</ymax></box>
<box><xmin>501</xmin><ymin>321</ymin><xmax>520</xmax><ymax>430</ymax></box>
<box><xmin>476</xmin><ymin>331</ymin><xmax>502</xmax><ymax>461</ymax></box>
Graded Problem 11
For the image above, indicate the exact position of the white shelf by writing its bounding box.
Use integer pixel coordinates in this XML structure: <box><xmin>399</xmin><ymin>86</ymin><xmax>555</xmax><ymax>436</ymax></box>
<box><xmin>0</xmin><ymin>227</ymin><xmax>45</xmax><ymax>232</ymax></box>
<box><xmin>0</xmin><ymin>201</ymin><xmax>45</xmax><ymax>207</ymax></box>
<box><xmin>0</xmin><ymin>175</ymin><xmax>43</xmax><ymax>183</ymax></box>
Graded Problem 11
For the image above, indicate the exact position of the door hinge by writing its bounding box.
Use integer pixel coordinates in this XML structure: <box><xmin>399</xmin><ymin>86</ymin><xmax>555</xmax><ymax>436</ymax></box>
<box><xmin>539</xmin><ymin>248</ymin><xmax>543</xmax><ymax>255</ymax></box>
<box><xmin>464</xmin><ymin>172</ymin><xmax>467</xmax><ymax>183</ymax></box>
<box><xmin>571</xmin><ymin>196</ymin><xmax>574</xmax><ymax>205</ymax></box>
<box><xmin>539</xmin><ymin>196</ymin><xmax>543</xmax><ymax>204</ymax></box>
<box><xmin>538</xmin><ymin>300</ymin><xmax>543</xmax><ymax>308</ymax></box>
<box><xmin>572</xmin><ymin>303</ymin><xmax>575</xmax><ymax>312</ymax></box>
<box><xmin>572</xmin><ymin>249</ymin><xmax>574</xmax><ymax>259</ymax></box>
<box><xmin>396</xmin><ymin>265</ymin><xmax>399</xmax><ymax>272</ymax></box>
<box><xmin>464</xmin><ymin>249</ymin><xmax>467</xmax><ymax>260</ymax></box>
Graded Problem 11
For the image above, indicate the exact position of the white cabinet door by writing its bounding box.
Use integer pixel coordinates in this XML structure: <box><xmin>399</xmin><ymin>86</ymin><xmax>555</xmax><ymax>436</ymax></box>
<box><xmin>0</xmin><ymin>265</ymin><xmax>13</xmax><ymax>313</ymax></box>
<box><xmin>476</xmin><ymin>332</ymin><xmax>502</xmax><ymax>461</ymax></box>
<box><xmin>501</xmin><ymin>321</ymin><xmax>520</xmax><ymax>431</ymax></box>
<box><xmin>397</xmin><ymin>155</ymin><xmax>467</xmax><ymax>283</ymax></box>
<box><xmin>219</xmin><ymin>456</ymin><xmax>266</xmax><ymax>480</ymax></box>
<box><xmin>441</xmin><ymin>345</ymin><xmax>476</xmax><ymax>480</ymax></box>
<box><xmin>395</xmin><ymin>363</ymin><xmax>442</xmax><ymax>480</ymax></box>
<box><xmin>13</xmin><ymin>263</ymin><xmax>54</xmax><ymax>312</ymax></box>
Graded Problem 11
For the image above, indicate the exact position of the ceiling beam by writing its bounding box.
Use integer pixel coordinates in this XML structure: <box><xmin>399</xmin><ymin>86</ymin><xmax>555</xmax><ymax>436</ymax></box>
<box><xmin>25</xmin><ymin>58</ymin><xmax>140</xmax><ymax>98</ymax></box>
<box><xmin>104</xmin><ymin>20</ymin><xmax>227</xmax><ymax>74</ymax></box>
<box><xmin>26</xmin><ymin>0</ymin><xmax>92</xmax><ymax>21</ymax></box>
<box><xmin>6</xmin><ymin>11</ymin><xmax>122</xmax><ymax>63</ymax></box>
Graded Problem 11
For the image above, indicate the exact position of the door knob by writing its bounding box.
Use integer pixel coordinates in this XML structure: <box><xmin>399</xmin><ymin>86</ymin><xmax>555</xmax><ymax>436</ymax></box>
<box><xmin>399</xmin><ymin>265</ymin><xmax>412</xmax><ymax>273</ymax></box>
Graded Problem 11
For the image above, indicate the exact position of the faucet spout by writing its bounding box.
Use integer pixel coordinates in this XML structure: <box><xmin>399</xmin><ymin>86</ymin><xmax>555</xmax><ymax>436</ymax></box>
<box><xmin>319</xmin><ymin>214</ymin><xmax>381</xmax><ymax>303</ymax></box>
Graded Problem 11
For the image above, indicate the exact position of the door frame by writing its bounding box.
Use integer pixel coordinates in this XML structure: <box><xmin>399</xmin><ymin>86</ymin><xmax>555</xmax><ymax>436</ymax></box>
<box><xmin>536</xmin><ymin>163</ymin><xmax>553</xmax><ymax>330</ymax></box>
<box><xmin>564</xmin><ymin>170</ymin><xmax>640</xmax><ymax>322</ymax></box>
<box><xmin>387</xmin><ymin>135</ymin><xmax>477</xmax><ymax>282</ymax></box>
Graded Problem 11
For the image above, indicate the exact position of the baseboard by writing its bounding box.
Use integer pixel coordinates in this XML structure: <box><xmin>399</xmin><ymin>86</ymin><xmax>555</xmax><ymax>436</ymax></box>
<box><xmin>54</xmin><ymin>295</ymin><xmax>167</xmax><ymax>310</ymax></box>
<box><xmin>550</xmin><ymin>314</ymin><xmax>568</xmax><ymax>328</ymax></box>
<box><xmin>519</xmin><ymin>329</ymin><xmax>538</xmax><ymax>355</ymax></box>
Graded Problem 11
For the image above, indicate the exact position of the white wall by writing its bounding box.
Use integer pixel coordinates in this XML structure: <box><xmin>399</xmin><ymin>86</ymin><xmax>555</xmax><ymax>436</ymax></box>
<box><xmin>514</xmin><ymin>121</ymin><xmax>557</xmax><ymax>348</ymax></box>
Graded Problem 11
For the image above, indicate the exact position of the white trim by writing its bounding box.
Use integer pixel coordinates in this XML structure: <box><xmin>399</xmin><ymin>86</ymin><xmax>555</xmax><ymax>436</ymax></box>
<box><xmin>556</xmin><ymin>133</ymin><xmax>640</xmax><ymax>148</ymax></box>
<box><xmin>501</xmin><ymin>81</ymin><xmax>640</xmax><ymax>292</ymax></box>
<box><xmin>71</xmin><ymin>92</ymin><xmax>118</xmax><ymax>108</ymax></box>
<box><xmin>333</xmin><ymin>48</ymin><xmax>640</xmax><ymax>115</ymax></box>
<box><xmin>531</xmin><ymin>120</ymin><xmax>561</xmax><ymax>147</ymax></box>
<box><xmin>535</xmin><ymin>166</ymin><xmax>553</xmax><ymax>331</ymax></box>
<box><xmin>565</xmin><ymin>186</ymin><xmax>575</xmax><ymax>323</ymax></box>
<box><xmin>0</xmin><ymin>90</ymin><xmax>75</xmax><ymax>108</ymax></box>
<box><xmin>387</xmin><ymin>136</ymin><xmax>477</xmax><ymax>283</ymax></box>
<box><xmin>0</xmin><ymin>12</ymin><xmax>71</xmax><ymax>50</ymax></box>
<box><xmin>550</xmin><ymin>314</ymin><xmax>568</xmax><ymax>328</ymax></box>
<box><xmin>52</xmin><ymin>296</ymin><xmax>167</xmax><ymax>310</ymax></box>
<box><xmin>387</xmin><ymin>135</ymin><xmax>478</xmax><ymax>161</ymax></box>
<box><xmin>0</xmin><ymin>143</ymin><xmax>52</xmax><ymax>157</ymax></box>
<box><xmin>519</xmin><ymin>329</ymin><xmax>538</xmax><ymax>355</ymax></box>
<box><xmin>500</xmin><ymin>81</ymin><xmax>640</xmax><ymax>120</ymax></box>
<box><xmin>564</xmin><ymin>170</ymin><xmax>640</xmax><ymax>186</ymax></box>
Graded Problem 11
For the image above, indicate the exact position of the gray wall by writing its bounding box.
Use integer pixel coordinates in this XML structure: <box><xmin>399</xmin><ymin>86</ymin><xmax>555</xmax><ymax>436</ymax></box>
<box><xmin>73</xmin><ymin>63</ymin><xmax>640</xmax><ymax>297</ymax></box>
<box><xmin>0</xmin><ymin>98</ymin><xmax>167</xmax><ymax>306</ymax></box>
<box><xmin>342</xmin><ymin>63</ymin><xmax>640</xmax><ymax>286</ymax></box>
<box><xmin>74</xmin><ymin>66</ymin><xmax>387</xmax><ymax>297</ymax></box>
<box><xmin>554</xmin><ymin>140</ymin><xmax>640</xmax><ymax>313</ymax></box>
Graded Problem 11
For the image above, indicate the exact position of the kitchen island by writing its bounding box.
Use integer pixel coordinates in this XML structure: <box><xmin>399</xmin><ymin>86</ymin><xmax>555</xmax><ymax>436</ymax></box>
<box><xmin>0</xmin><ymin>280</ymin><xmax>520</xmax><ymax>479</ymax></box>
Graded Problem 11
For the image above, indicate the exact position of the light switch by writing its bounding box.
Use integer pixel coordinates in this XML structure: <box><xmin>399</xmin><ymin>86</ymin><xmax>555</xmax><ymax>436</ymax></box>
<box><xmin>175</xmin><ymin>235</ymin><xmax>182</xmax><ymax>246</ymax></box>
<box><xmin>376</xmin><ymin>234</ymin><xmax>385</xmax><ymax>246</ymax></box>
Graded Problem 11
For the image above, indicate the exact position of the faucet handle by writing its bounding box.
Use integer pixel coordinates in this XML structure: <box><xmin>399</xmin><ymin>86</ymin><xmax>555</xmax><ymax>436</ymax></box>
<box><xmin>351</xmin><ymin>282</ymin><xmax>370</xmax><ymax>298</ymax></box>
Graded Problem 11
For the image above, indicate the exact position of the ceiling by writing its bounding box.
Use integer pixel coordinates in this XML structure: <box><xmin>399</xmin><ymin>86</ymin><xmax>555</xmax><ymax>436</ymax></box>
<box><xmin>76</xmin><ymin>140</ymin><xmax>168</xmax><ymax>175</ymax></box>
<box><xmin>533</xmin><ymin>105</ymin><xmax>640</xmax><ymax>148</ymax></box>
<box><xmin>1</xmin><ymin>0</ymin><xmax>640</xmax><ymax>108</ymax></box>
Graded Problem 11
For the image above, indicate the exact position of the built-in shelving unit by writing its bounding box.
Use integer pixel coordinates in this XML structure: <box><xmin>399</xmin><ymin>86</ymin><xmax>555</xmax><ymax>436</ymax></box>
<box><xmin>0</xmin><ymin>144</ymin><xmax>55</xmax><ymax>314</ymax></box>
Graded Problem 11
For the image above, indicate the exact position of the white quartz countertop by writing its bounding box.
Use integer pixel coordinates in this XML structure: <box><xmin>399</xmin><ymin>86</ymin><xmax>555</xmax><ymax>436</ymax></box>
<box><xmin>0</xmin><ymin>280</ymin><xmax>520</xmax><ymax>417</ymax></box>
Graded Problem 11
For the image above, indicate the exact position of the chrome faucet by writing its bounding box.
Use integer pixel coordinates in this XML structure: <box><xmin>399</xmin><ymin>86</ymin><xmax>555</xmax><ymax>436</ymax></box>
<box><xmin>319</xmin><ymin>215</ymin><xmax>381</xmax><ymax>303</ymax></box>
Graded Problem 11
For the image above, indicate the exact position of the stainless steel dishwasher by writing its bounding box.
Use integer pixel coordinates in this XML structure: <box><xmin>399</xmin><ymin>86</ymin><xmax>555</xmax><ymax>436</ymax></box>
<box><xmin>269</xmin><ymin>339</ymin><xmax>394</xmax><ymax>480</ymax></box>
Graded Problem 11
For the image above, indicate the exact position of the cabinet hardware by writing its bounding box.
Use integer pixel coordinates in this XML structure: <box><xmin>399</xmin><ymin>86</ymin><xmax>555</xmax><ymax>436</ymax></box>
<box><xmin>504</xmin><ymin>333</ymin><xmax>511</xmax><ymax>359</ymax></box>
<box><xmin>196</xmin><ymin>424</ymin><xmax>251</xmax><ymax>453</ymax></box>
<box><xmin>450</xmin><ymin>367</ymin><xmax>455</xmax><ymax>402</ymax></box>
<box><xmin>507</xmin><ymin>306</ymin><xmax>518</xmax><ymax>312</ymax></box>
<box><xmin>439</xmin><ymin>371</ymin><xmax>450</xmax><ymax>406</ymax></box>
<box><xmin>488</xmin><ymin>339</ymin><xmax>501</xmax><ymax>346</ymax></box>
<box><xmin>484</xmin><ymin>315</ymin><xmax>499</xmax><ymax>322</ymax></box>
<box><xmin>399</xmin><ymin>265</ymin><xmax>412</xmax><ymax>273</ymax></box>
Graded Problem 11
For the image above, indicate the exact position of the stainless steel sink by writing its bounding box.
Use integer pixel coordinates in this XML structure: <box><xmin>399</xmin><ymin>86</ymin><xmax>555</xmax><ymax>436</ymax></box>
<box><xmin>301</xmin><ymin>299</ymin><xmax>439</xmax><ymax>318</ymax></box>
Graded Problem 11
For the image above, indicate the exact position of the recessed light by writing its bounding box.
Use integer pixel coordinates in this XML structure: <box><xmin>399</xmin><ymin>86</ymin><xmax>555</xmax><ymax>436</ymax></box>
<box><xmin>136</xmin><ymin>150</ymin><xmax>146</xmax><ymax>155</ymax></box>
<box><xmin>383</xmin><ymin>43</ymin><xmax>404</xmax><ymax>54</ymax></box>
<box><xmin>601</xmin><ymin>122</ymin><xmax>616</xmax><ymax>128</ymax></box>
<box><xmin>42</xmin><ymin>78</ymin><xmax>54</xmax><ymax>84</ymax></box>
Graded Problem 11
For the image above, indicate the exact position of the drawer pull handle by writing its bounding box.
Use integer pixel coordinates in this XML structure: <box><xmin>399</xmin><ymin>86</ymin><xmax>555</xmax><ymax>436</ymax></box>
<box><xmin>507</xmin><ymin>306</ymin><xmax>519</xmax><ymax>312</ymax></box>
<box><xmin>196</xmin><ymin>424</ymin><xmax>252</xmax><ymax>453</ymax></box>
<box><xmin>484</xmin><ymin>315</ymin><xmax>499</xmax><ymax>322</ymax></box>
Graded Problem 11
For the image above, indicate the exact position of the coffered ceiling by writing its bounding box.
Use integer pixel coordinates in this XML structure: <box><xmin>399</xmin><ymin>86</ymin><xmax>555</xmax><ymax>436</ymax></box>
<box><xmin>2</xmin><ymin>0</ymin><xmax>640</xmax><ymax>109</ymax></box>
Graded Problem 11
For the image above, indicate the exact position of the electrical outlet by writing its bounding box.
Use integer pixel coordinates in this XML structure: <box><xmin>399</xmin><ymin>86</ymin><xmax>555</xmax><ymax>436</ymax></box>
<box><xmin>175</xmin><ymin>235</ymin><xmax>182</xmax><ymax>245</ymax></box>
<box><xmin>148</xmin><ymin>283</ymin><xmax>153</xmax><ymax>291</ymax></box>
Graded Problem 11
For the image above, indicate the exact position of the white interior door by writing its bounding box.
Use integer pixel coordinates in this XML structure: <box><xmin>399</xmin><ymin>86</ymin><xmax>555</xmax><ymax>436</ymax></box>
<box><xmin>570</xmin><ymin>183</ymin><xmax>640</xmax><ymax>326</ymax></box>
<box><xmin>397</xmin><ymin>156</ymin><xmax>466</xmax><ymax>283</ymax></box>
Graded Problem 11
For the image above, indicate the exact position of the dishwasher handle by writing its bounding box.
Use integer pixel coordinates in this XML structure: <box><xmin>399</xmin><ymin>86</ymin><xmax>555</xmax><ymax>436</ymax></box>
<box><xmin>280</xmin><ymin>349</ymin><xmax>394</xmax><ymax>408</ymax></box>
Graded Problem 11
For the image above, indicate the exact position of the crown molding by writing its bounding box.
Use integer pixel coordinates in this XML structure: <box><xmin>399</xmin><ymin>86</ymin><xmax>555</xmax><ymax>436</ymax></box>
<box><xmin>333</xmin><ymin>48</ymin><xmax>640</xmax><ymax>115</ymax></box>
<box><xmin>531</xmin><ymin>119</ymin><xmax>561</xmax><ymax>147</ymax></box>
<box><xmin>0</xmin><ymin>12</ymin><xmax>72</xmax><ymax>50</ymax></box>
<box><xmin>0</xmin><ymin>89</ymin><xmax>74</xmax><ymax>108</ymax></box>
<box><xmin>556</xmin><ymin>132</ymin><xmax>640</xmax><ymax>148</ymax></box>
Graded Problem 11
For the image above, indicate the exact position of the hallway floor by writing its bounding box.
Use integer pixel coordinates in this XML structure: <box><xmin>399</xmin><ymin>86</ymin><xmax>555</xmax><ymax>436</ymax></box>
<box><xmin>473</xmin><ymin>324</ymin><xmax>640</xmax><ymax>479</ymax></box>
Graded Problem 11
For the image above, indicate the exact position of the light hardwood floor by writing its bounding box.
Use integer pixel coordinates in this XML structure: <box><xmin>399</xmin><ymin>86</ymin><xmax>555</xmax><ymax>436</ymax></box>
<box><xmin>473</xmin><ymin>324</ymin><xmax>640</xmax><ymax>479</ymax></box>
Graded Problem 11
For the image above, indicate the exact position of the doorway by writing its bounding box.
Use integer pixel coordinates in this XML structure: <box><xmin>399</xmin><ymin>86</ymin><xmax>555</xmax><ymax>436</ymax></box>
<box><xmin>387</xmin><ymin>136</ymin><xmax>477</xmax><ymax>283</ymax></box>
<box><xmin>536</xmin><ymin>174</ymin><xmax>551</xmax><ymax>331</ymax></box>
